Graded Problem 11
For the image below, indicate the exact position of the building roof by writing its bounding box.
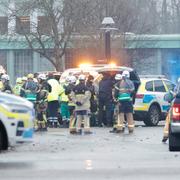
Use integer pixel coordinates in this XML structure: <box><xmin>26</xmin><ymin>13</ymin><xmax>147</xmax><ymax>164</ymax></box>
<box><xmin>0</xmin><ymin>35</ymin><xmax>73</xmax><ymax>50</ymax></box>
<box><xmin>1</xmin><ymin>34</ymin><xmax>180</xmax><ymax>50</ymax></box>
<box><xmin>124</xmin><ymin>34</ymin><xmax>180</xmax><ymax>49</ymax></box>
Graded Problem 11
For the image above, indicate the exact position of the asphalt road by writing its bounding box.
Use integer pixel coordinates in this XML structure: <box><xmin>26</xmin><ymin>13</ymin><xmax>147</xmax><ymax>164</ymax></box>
<box><xmin>0</xmin><ymin>122</ymin><xmax>180</xmax><ymax>180</ymax></box>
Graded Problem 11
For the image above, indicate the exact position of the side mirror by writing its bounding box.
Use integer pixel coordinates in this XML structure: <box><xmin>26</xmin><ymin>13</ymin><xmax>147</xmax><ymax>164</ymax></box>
<box><xmin>164</xmin><ymin>92</ymin><xmax>174</xmax><ymax>103</ymax></box>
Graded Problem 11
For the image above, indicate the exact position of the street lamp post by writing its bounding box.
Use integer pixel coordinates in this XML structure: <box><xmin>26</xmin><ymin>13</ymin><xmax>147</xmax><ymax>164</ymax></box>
<box><xmin>101</xmin><ymin>17</ymin><xmax>115</xmax><ymax>63</ymax></box>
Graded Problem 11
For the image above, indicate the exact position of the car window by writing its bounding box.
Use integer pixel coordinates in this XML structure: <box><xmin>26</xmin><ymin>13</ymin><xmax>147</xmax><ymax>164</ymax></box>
<box><xmin>145</xmin><ymin>81</ymin><xmax>153</xmax><ymax>91</ymax></box>
<box><xmin>154</xmin><ymin>80</ymin><xmax>166</xmax><ymax>92</ymax></box>
<box><xmin>164</xmin><ymin>80</ymin><xmax>175</xmax><ymax>91</ymax></box>
<box><xmin>130</xmin><ymin>71</ymin><xmax>141</xmax><ymax>93</ymax></box>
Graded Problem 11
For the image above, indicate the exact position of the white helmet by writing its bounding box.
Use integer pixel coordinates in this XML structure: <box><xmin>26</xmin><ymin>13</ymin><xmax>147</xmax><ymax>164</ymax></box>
<box><xmin>16</xmin><ymin>77</ymin><xmax>22</xmax><ymax>84</ymax></box>
<box><xmin>79</xmin><ymin>74</ymin><xmax>86</xmax><ymax>81</ymax></box>
<box><xmin>178</xmin><ymin>77</ymin><xmax>180</xmax><ymax>83</ymax></box>
<box><xmin>38</xmin><ymin>73</ymin><xmax>46</xmax><ymax>80</ymax></box>
<box><xmin>65</xmin><ymin>76</ymin><xmax>71</xmax><ymax>83</ymax></box>
<box><xmin>33</xmin><ymin>78</ymin><xmax>38</xmax><ymax>83</ymax></box>
<box><xmin>1</xmin><ymin>74</ymin><xmax>10</xmax><ymax>81</ymax></box>
<box><xmin>69</xmin><ymin>76</ymin><xmax>77</xmax><ymax>84</ymax></box>
<box><xmin>22</xmin><ymin>76</ymin><xmax>27</xmax><ymax>81</ymax></box>
<box><xmin>115</xmin><ymin>74</ymin><xmax>122</xmax><ymax>80</ymax></box>
<box><xmin>122</xmin><ymin>70</ymin><xmax>130</xmax><ymax>78</ymax></box>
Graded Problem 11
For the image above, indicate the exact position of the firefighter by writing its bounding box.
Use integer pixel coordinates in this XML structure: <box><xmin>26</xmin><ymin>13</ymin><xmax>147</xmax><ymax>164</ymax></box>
<box><xmin>65</xmin><ymin>75</ymin><xmax>77</xmax><ymax>133</ymax></box>
<box><xmin>110</xmin><ymin>74</ymin><xmax>123</xmax><ymax>133</ymax></box>
<box><xmin>114</xmin><ymin>70</ymin><xmax>135</xmax><ymax>133</ymax></box>
<box><xmin>86</xmin><ymin>75</ymin><xmax>97</xmax><ymax>126</ymax></box>
<box><xmin>13</xmin><ymin>77</ymin><xmax>23</xmax><ymax>96</ymax></box>
<box><xmin>1</xmin><ymin>74</ymin><xmax>13</xmax><ymax>94</ymax></box>
<box><xmin>35</xmin><ymin>74</ymin><xmax>48</xmax><ymax>131</ymax></box>
<box><xmin>71</xmin><ymin>74</ymin><xmax>91</xmax><ymax>134</ymax></box>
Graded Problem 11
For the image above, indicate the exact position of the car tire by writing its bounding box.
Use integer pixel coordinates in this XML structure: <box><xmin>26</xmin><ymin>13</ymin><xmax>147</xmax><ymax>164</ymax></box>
<box><xmin>0</xmin><ymin>129</ymin><xmax>2</xmax><ymax>151</ymax></box>
<box><xmin>143</xmin><ymin>105</ymin><xmax>161</xmax><ymax>126</ymax></box>
<box><xmin>169</xmin><ymin>125</ymin><xmax>180</xmax><ymax>151</ymax></box>
<box><xmin>0</xmin><ymin>127</ymin><xmax>8</xmax><ymax>151</ymax></box>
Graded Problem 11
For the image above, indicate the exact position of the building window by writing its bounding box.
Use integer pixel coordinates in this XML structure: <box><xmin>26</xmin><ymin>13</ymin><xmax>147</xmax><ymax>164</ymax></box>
<box><xmin>65</xmin><ymin>49</ymin><xmax>74</xmax><ymax>68</ymax></box>
<box><xmin>14</xmin><ymin>50</ymin><xmax>33</xmax><ymax>78</ymax></box>
<box><xmin>38</xmin><ymin>16</ymin><xmax>52</xmax><ymax>34</ymax></box>
<box><xmin>16</xmin><ymin>16</ymin><xmax>30</xmax><ymax>34</ymax></box>
<box><xmin>0</xmin><ymin>51</ymin><xmax>7</xmax><ymax>73</ymax></box>
<box><xmin>0</xmin><ymin>16</ymin><xmax>8</xmax><ymax>34</ymax></box>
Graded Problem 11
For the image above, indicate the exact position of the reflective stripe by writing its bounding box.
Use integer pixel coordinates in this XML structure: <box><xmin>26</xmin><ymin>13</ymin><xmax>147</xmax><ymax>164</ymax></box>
<box><xmin>117</xmin><ymin>125</ymin><xmax>125</xmax><ymax>128</ymax></box>
<box><xmin>0</xmin><ymin>106</ymin><xmax>30</xmax><ymax>121</ymax></box>
<box><xmin>118</xmin><ymin>93</ymin><xmax>131</xmax><ymax>101</ymax></box>
<box><xmin>134</xmin><ymin>104</ymin><xmax>149</xmax><ymax>111</ymax></box>
<box><xmin>128</xmin><ymin>124</ymin><xmax>135</xmax><ymax>128</ymax></box>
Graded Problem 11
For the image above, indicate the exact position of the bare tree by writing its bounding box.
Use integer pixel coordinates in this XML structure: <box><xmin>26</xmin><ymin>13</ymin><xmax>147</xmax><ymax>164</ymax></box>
<box><xmin>6</xmin><ymin>0</ymin><xmax>90</xmax><ymax>71</ymax></box>
<box><xmin>4</xmin><ymin>0</ymin><xmax>164</xmax><ymax>69</ymax></box>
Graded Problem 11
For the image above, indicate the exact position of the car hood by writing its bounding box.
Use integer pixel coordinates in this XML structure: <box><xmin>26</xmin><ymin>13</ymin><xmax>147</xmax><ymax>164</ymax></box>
<box><xmin>0</xmin><ymin>92</ymin><xmax>33</xmax><ymax>109</ymax></box>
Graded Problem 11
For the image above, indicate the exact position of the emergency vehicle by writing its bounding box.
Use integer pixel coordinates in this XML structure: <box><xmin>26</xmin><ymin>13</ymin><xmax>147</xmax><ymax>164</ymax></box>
<box><xmin>134</xmin><ymin>75</ymin><xmax>175</xmax><ymax>126</ymax></box>
<box><xmin>0</xmin><ymin>92</ymin><xmax>34</xmax><ymax>150</ymax></box>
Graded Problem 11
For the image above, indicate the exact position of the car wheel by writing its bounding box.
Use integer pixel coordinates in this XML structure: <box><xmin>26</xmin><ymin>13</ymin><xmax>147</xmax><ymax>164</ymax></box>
<box><xmin>143</xmin><ymin>105</ymin><xmax>161</xmax><ymax>126</ymax></box>
<box><xmin>169</xmin><ymin>125</ymin><xmax>180</xmax><ymax>151</ymax></box>
<box><xmin>0</xmin><ymin>129</ymin><xmax>2</xmax><ymax>151</ymax></box>
<box><xmin>0</xmin><ymin>127</ymin><xmax>8</xmax><ymax>151</ymax></box>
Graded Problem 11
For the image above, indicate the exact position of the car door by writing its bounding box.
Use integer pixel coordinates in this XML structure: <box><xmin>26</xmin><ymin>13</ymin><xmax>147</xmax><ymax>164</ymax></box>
<box><xmin>163</xmin><ymin>80</ymin><xmax>175</xmax><ymax>92</ymax></box>
<box><xmin>154</xmin><ymin>80</ymin><xmax>169</xmax><ymax>112</ymax></box>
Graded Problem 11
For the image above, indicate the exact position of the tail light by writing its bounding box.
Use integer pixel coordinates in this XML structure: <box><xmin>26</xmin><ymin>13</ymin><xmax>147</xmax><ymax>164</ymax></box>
<box><xmin>136</xmin><ymin>94</ymin><xmax>144</xmax><ymax>99</ymax></box>
<box><xmin>172</xmin><ymin>104</ymin><xmax>180</xmax><ymax>121</ymax></box>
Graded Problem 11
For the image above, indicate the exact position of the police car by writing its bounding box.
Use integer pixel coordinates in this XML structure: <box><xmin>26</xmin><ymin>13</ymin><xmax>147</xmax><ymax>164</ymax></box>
<box><xmin>134</xmin><ymin>75</ymin><xmax>175</xmax><ymax>126</ymax></box>
<box><xmin>0</xmin><ymin>93</ymin><xmax>34</xmax><ymax>150</ymax></box>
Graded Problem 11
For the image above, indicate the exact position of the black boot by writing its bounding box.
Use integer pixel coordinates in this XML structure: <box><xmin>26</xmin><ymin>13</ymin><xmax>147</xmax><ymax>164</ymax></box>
<box><xmin>162</xmin><ymin>136</ymin><xmax>168</xmax><ymax>143</ymax></box>
<box><xmin>109</xmin><ymin>128</ymin><xmax>117</xmax><ymax>133</ymax></box>
<box><xmin>53</xmin><ymin>122</ymin><xmax>58</xmax><ymax>128</ymax></box>
<box><xmin>63</xmin><ymin>121</ymin><xmax>69</xmax><ymax>128</ymax></box>
<box><xmin>75</xmin><ymin>129</ymin><xmax>82</xmax><ymax>135</ymax></box>
<box><xmin>48</xmin><ymin>122</ymin><xmax>53</xmax><ymax>128</ymax></box>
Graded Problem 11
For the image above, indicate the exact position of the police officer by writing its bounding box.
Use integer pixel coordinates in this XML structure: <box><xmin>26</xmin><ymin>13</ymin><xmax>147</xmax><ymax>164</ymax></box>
<box><xmin>114</xmin><ymin>70</ymin><xmax>135</xmax><ymax>133</ymax></box>
<box><xmin>98</xmin><ymin>73</ymin><xmax>114</xmax><ymax>127</ymax></box>
<box><xmin>110</xmin><ymin>74</ymin><xmax>122</xmax><ymax>133</ymax></box>
<box><xmin>71</xmin><ymin>74</ymin><xmax>91</xmax><ymax>134</ymax></box>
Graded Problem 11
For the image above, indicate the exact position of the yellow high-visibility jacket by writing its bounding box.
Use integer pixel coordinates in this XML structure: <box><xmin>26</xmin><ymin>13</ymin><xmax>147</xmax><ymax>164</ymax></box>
<box><xmin>47</xmin><ymin>79</ymin><xmax>63</xmax><ymax>102</ymax></box>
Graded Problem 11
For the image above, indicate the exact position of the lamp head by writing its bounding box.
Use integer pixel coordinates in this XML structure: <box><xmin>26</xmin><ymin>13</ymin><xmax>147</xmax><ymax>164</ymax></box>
<box><xmin>102</xmin><ymin>17</ymin><xmax>115</xmax><ymax>25</ymax></box>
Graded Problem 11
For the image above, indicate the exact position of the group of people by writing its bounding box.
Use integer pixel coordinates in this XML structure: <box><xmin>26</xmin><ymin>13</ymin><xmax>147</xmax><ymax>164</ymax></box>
<box><xmin>0</xmin><ymin>70</ymin><xmax>136</xmax><ymax>134</ymax></box>
<box><xmin>98</xmin><ymin>70</ymin><xmax>135</xmax><ymax>133</ymax></box>
<box><xmin>1</xmin><ymin>70</ymin><xmax>180</xmax><ymax>142</ymax></box>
